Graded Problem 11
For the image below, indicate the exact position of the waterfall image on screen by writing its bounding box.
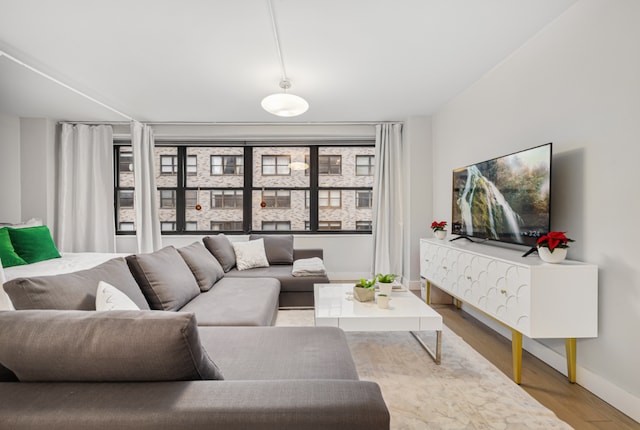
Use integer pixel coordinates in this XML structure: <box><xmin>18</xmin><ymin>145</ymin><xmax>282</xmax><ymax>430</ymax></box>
<box><xmin>451</xmin><ymin>144</ymin><xmax>551</xmax><ymax>247</ymax></box>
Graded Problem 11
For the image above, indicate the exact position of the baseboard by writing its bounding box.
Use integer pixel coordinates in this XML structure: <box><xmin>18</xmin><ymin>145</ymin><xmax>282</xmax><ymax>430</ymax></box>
<box><xmin>463</xmin><ymin>306</ymin><xmax>640</xmax><ymax>424</ymax></box>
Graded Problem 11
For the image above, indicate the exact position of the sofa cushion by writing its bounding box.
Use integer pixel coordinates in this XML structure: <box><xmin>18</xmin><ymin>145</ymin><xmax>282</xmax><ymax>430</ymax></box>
<box><xmin>225</xmin><ymin>265</ymin><xmax>329</xmax><ymax>293</ymax></box>
<box><xmin>180</xmin><ymin>277</ymin><xmax>280</xmax><ymax>326</ymax></box>
<box><xmin>0</xmin><ymin>227</ymin><xmax>27</xmax><ymax>268</ymax></box>
<box><xmin>0</xmin><ymin>363</ymin><xmax>17</xmax><ymax>382</ymax></box>
<box><xmin>0</xmin><ymin>310</ymin><xmax>223</xmax><ymax>382</ymax></box>
<box><xmin>203</xmin><ymin>234</ymin><xmax>236</xmax><ymax>272</ymax></box>
<box><xmin>177</xmin><ymin>242</ymin><xmax>224</xmax><ymax>292</ymax></box>
<box><xmin>7</xmin><ymin>225</ymin><xmax>61</xmax><ymax>264</ymax></box>
<box><xmin>3</xmin><ymin>257</ymin><xmax>151</xmax><ymax>310</ymax></box>
<box><xmin>96</xmin><ymin>281</ymin><xmax>140</xmax><ymax>311</ymax></box>
<box><xmin>198</xmin><ymin>326</ymin><xmax>359</xmax><ymax>381</ymax></box>
<box><xmin>126</xmin><ymin>246</ymin><xmax>201</xmax><ymax>311</ymax></box>
<box><xmin>232</xmin><ymin>239</ymin><xmax>269</xmax><ymax>271</ymax></box>
<box><xmin>249</xmin><ymin>234</ymin><xmax>294</xmax><ymax>264</ymax></box>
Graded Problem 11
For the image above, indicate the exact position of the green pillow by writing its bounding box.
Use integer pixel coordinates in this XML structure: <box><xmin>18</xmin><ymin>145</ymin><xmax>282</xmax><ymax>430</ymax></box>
<box><xmin>8</xmin><ymin>226</ymin><xmax>61</xmax><ymax>264</ymax></box>
<box><xmin>0</xmin><ymin>228</ymin><xmax>27</xmax><ymax>268</ymax></box>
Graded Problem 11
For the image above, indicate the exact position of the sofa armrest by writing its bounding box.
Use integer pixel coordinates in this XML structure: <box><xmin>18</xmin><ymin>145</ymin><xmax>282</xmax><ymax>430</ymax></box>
<box><xmin>0</xmin><ymin>380</ymin><xmax>388</xmax><ymax>430</ymax></box>
<box><xmin>293</xmin><ymin>248</ymin><xmax>323</xmax><ymax>260</ymax></box>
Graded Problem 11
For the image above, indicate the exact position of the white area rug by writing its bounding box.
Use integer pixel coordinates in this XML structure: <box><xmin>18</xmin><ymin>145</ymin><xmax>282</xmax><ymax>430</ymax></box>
<box><xmin>275</xmin><ymin>310</ymin><xmax>572</xmax><ymax>430</ymax></box>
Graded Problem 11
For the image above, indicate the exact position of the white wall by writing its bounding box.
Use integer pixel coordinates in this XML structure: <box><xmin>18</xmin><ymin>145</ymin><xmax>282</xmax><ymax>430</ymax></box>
<box><xmin>0</xmin><ymin>113</ymin><xmax>22</xmax><ymax>222</ymax></box>
<box><xmin>432</xmin><ymin>0</ymin><xmax>640</xmax><ymax>420</ymax></box>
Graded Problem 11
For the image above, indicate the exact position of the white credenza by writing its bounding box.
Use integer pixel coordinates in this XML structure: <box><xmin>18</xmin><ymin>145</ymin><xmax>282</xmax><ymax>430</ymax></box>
<box><xmin>420</xmin><ymin>238</ymin><xmax>598</xmax><ymax>384</ymax></box>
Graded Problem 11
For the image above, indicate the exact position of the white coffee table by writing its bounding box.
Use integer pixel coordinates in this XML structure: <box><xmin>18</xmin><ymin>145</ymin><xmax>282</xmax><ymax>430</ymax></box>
<box><xmin>314</xmin><ymin>283</ymin><xmax>443</xmax><ymax>364</ymax></box>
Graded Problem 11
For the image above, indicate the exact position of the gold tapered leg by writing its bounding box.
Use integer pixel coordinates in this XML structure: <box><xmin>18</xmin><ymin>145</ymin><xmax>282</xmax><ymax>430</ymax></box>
<box><xmin>511</xmin><ymin>330</ymin><xmax>523</xmax><ymax>384</ymax></box>
<box><xmin>566</xmin><ymin>338</ymin><xmax>577</xmax><ymax>383</ymax></box>
<box><xmin>455</xmin><ymin>299</ymin><xmax>462</xmax><ymax>309</ymax></box>
<box><xmin>426</xmin><ymin>280</ymin><xmax>431</xmax><ymax>304</ymax></box>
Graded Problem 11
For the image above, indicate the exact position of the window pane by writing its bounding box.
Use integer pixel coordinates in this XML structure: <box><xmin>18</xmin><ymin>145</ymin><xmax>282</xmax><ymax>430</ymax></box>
<box><xmin>253</xmin><ymin>189</ymin><xmax>307</xmax><ymax>231</ymax></box>
<box><xmin>319</xmin><ymin>155</ymin><xmax>341</xmax><ymax>175</ymax></box>
<box><xmin>118</xmin><ymin>147</ymin><xmax>134</xmax><ymax>187</ymax></box>
<box><xmin>187</xmin><ymin>155</ymin><xmax>197</xmax><ymax>176</ymax></box>
<box><xmin>185</xmin><ymin>221</ymin><xmax>198</xmax><ymax>231</ymax></box>
<box><xmin>119</xmin><ymin>222</ymin><xmax>135</xmax><ymax>231</ymax></box>
<box><xmin>155</xmin><ymin>147</ymin><xmax>177</xmax><ymax>187</ymax></box>
<box><xmin>210</xmin><ymin>221</ymin><xmax>243</xmax><ymax>231</ymax></box>
<box><xmin>119</xmin><ymin>190</ymin><xmax>134</xmax><ymax>208</ymax></box>
<box><xmin>161</xmin><ymin>221</ymin><xmax>176</xmax><ymax>232</ymax></box>
<box><xmin>160</xmin><ymin>190</ymin><xmax>176</xmax><ymax>209</ymax></box>
<box><xmin>356</xmin><ymin>190</ymin><xmax>373</xmax><ymax>208</ymax></box>
<box><xmin>319</xmin><ymin>147</ymin><xmax>374</xmax><ymax>187</ymax></box>
<box><xmin>188</xmin><ymin>147</ymin><xmax>243</xmax><ymax>188</ymax></box>
<box><xmin>254</xmin><ymin>148</ymin><xmax>309</xmax><ymax>188</ymax></box>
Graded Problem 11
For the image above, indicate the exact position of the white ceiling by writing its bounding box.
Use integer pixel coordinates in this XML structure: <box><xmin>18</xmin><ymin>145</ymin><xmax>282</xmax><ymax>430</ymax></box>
<box><xmin>0</xmin><ymin>0</ymin><xmax>577</xmax><ymax>123</ymax></box>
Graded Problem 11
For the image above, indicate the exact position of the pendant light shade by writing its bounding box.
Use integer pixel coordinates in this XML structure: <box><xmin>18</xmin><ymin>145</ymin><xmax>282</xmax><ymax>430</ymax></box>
<box><xmin>261</xmin><ymin>80</ymin><xmax>309</xmax><ymax>117</ymax></box>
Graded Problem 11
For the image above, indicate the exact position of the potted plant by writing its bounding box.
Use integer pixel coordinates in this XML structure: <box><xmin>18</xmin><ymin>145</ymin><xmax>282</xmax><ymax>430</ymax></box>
<box><xmin>536</xmin><ymin>231</ymin><xmax>574</xmax><ymax>263</ymax></box>
<box><xmin>431</xmin><ymin>221</ymin><xmax>447</xmax><ymax>240</ymax></box>
<box><xmin>375</xmin><ymin>273</ymin><xmax>398</xmax><ymax>295</ymax></box>
<box><xmin>353</xmin><ymin>278</ymin><xmax>376</xmax><ymax>302</ymax></box>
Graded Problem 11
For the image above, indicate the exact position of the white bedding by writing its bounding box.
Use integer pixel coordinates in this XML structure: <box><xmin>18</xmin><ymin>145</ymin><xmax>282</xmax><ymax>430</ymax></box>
<box><xmin>3</xmin><ymin>252</ymin><xmax>129</xmax><ymax>282</ymax></box>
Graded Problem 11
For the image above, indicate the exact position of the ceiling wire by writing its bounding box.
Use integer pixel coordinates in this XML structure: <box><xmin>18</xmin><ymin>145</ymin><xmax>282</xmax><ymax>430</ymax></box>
<box><xmin>266</xmin><ymin>0</ymin><xmax>288</xmax><ymax>83</ymax></box>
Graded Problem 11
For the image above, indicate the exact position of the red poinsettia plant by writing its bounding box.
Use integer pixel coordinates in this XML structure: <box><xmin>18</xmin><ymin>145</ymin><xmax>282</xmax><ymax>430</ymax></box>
<box><xmin>431</xmin><ymin>221</ymin><xmax>447</xmax><ymax>232</ymax></box>
<box><xmin>537</xmin><ymin>231</ymin><xmax>574</xmax><ymax>253</ymax></box>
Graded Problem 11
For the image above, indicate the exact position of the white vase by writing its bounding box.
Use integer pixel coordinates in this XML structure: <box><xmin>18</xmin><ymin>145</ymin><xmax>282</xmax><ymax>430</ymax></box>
<box><xmin>538</xmin><ymin>246</ymin><xmax>567</xmax><ymax>263</ymax></box>
<box><xmin>434</xmin><ymin>230</ymin><xmax>447</xmax><ymax>240</ymax></box>
<box><xmin>377</xmin><ymin>295</ymin><xmax>390</xmax><ymax>309</ymax></box>
<box><xmin>377</xmin><ymin>282</ymin><xmax>393</xmax><ymax>296</ymax></box>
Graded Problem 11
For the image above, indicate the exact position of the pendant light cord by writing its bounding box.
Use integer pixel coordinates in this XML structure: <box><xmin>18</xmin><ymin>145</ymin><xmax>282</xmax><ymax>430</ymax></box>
<box><xmin>267</xmin><ymin>0</ymin><xmax>288</xmax><ymax>82</ymax></box>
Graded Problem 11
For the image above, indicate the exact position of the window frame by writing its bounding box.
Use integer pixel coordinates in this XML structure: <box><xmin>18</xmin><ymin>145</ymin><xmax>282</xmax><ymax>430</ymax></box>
<box><xmin>356</xmin><ymin>155</ymin><xmax>375</xmax><ymax>176</ymax></box>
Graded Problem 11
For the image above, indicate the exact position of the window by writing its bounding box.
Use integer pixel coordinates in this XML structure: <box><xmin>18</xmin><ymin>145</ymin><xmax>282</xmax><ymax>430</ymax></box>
<box><xmin>319</xmin><ymin>155</ymin><xmax>341</xmax><ymax>175</ymax></box>
<box><xmin>262</xmin><ymin>221</ymin><xmax>291</xmax><ymax>231</ymax></box>
<box><xmin>356</xmin><ymin>190</ymin><xmax>373</xmax><ymax>208</ymax></box>
<box><xmin>262</xmin><ymin>190</ymin><xmax>291</xmax><ymax>208</ymax></box>
<box><xmin>119</xmin><ymin>222</ymin><xmax>134</xmax><ymax>231</ymax></box>
<box><xmin>116</xmin><ymin>143</ymin><xmax>373</xmax><ymax>234</ymax></box>
<box><xmin>187</xmin><ymin>155</ymin><xmax>197</xmax><ymax>176</ymax></box>
<box><xmin>319</xmin><ymin>221</ymin><xmax>342</xmax><ymax>231</ymax></box>
<box><xmin>161</xmin><ymin>221</ymin><xmax>176</xmax><ymax>232</ymax></box>
<box><xmin>356</xmin><ymin>155</ymin><xmax>374</xmax><ymax>176</ymax></box>
<box><xmin>319</xmin><ymin>190</ymin><xmax>341</xmax><ymax>208</ymax></box>
<box><xmin>210</xmin><ymin>221</ymin><xmax>243</xmax><ymax>231</ymax></box>
<box><xmin>211</xmin><ymin>190</ymin><xmax>243</xmax><ymax>208</ymax></box>
<box><xmin>160</xmin><ymin>155</ymin><xmax>178</xmax><ymax>175</ymax></box>
<box><xmin>356</xmin><ymin>221</ymin><xmax>372</xmax><ymax>231</ymax></box>
<box><xmin>119</xmin><ymin>190</ymin><xmax>134</xmax><ymax>208</ymax></box>
<box><xmin>262</xmin><ymin>155</ymin><xmax>291</xmax><ymax>175</ymax></box>
<box><xmin>211</xmin><ymin>155</ymin><xmax>243</xmax><ymax>175</ymax></box>
<box><xmin>160</xmin><ymin>190</ymin><xmax>176</xmax><ymax>209</ymax></box>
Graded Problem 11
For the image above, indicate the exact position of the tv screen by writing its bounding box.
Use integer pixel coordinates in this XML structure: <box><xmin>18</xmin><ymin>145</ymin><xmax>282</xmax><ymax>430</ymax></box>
<box><xmin>451</xmin><ymin>143</ymin><xmax>551</xmax><ymax>247</ymax></box>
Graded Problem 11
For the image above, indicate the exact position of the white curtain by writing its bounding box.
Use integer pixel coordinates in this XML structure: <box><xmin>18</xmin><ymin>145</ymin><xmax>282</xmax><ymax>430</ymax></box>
<box><xmin>372</xmin><ymin>123</ymin><xmax>403</xmax><ymax>276</ymax></box>
<box><xmin>57</xmin><ymin>124</ymin><xmax>115</xmax><ymax>252</ymax></box>
<box><xmin>131</xmin><ymin>121</ymin><xmax>161</xmax><ymax>253</ymax></box>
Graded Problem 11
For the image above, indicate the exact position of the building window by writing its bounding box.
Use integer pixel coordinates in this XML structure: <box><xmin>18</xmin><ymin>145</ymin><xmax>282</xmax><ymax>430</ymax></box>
<box><xmin>304</xmin><ymin>221</ymin><xmax>310</xmax><ymax>231</ymax></box>
<box><xmin>211</xmin><ymin>190</ymin><xmax>243</xmax><ymax>208</ymax></box>
<box><xmin>356</xmin><ymin>190</ymin><xmax>373</xmax><ymax>208</ymax></box>
<box><xmin>262</xmin><ymin>190</ymin><xmax>291</xmax><ymax>208</ymax></box>
<box><xmin>262</xmin><ymin>155</ymin><xmax>291</xmax><ymax>176</ymax></box>
<box><xmin>119</xmin><ymin>222</ymin><xmax>134</xmax><ymax>231</ymax></box>
<box><xmin>160</xmin><ymin>190</ymin><xmax>176</xmax><ymax>209</ymax></box>
<box><xmin>319</xmin><ymin>190</ymin><xmax>341</xmax><ymax>208</ymax></box>
<box><xmin>356</xmin><ymin>155</ymin><xmax>374</xmax><ymax>176</ymax></box>
<box><xmin>119</xmin><ymin>190</ymin><xmax>134</xmax><ymax>208</ymax></box>
<box><xmin>356</xmin><ymin>221</ymin><xmax>372</xmax><ymax>231</ymax></box>
<box><xmin>187</xmin><ymin>155</ymin><xmax>197</xmax><ymax>176</ymax></box>
<box><xmin>210</xmin><ymin>221</ymin><xmax>243</xmax><ymax>231</ymax></box>
<box><xmin>161</xmin><ymin>221</ymin><xmax>176</xmax><ymax>232</ymax></box>
<box><xmin>262</xmin><ymin>221</ymin><xmax>291</xmax><ymax>231</ymax></box>
<box><xmin>319</xmin><ymin>155</ymin><xmax>341</xmax><ymax>175</ymax></box>
<box><xmin>319</xmin><ymin>221</ymin><xmax>342</xmax><ymax>231</ymax></box>
<box><xmin>119</xmin><ymin>151</ymin><xmax>133</xmax><ymax>173</ymax></box>
<box><xmin>160</xmin><ymin>155</ymin><xmax>178</xmax><ymax>175</ymax></box>
<box><xmin>185</xmin><ymin>190</ymin><xmax>198</xmax><ymax>208</ymax></box>
<box><xmin>211</xmin><ymin>155</ymin><xmax>243</xmax><ymax>175</ymax></box>
<box><xmin>185</xmin><ymin>221</ymin><xmax>198</xmax><ymax>231</ymax></box>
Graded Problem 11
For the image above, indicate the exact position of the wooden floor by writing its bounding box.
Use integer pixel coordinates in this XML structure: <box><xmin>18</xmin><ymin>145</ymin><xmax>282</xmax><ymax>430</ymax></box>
<box><xmin>433</xmin><ymin>303</ymin><xmax>639</xmax><ymax>430</ymax></box>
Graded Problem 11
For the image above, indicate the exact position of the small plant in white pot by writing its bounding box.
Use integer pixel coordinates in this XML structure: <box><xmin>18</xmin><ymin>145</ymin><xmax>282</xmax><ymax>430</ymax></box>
<box><xmin>536</xmin><ymin>231</ymin><xmax>574</xmax><ymax>263</ymax></box>
<box><xmin>353</xmin><ymin>278</ymin><xmax>376</xmax><ymax>302</ymax></box>
<box><xmin>431</xmin><ymin>221</ymin><xmax>447</xmax><ymax>240</ymax></box>
<box><xmin>375</xmin><ymin>273</ymin><xmax>398</xmax><ymax>295</ymax></box>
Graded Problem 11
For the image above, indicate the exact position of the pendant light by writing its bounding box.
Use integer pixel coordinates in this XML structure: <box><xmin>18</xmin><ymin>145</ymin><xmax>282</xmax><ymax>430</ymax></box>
<box><xmin>261</xmin><ymin>0</ymin><xmax>309</xmax><ymax>117</ymax></box>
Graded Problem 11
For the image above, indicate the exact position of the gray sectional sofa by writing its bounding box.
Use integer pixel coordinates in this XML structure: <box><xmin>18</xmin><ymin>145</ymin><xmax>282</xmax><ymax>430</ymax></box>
<box><xmin>0</xmin><ymin>235</ymin><xmax>390</xmax><ymax>429</ymax></box>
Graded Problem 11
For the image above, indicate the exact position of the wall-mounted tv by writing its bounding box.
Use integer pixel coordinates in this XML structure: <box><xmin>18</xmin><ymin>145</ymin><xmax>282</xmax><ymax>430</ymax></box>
<box><xmin>451</xmin><ymin>143</ymin><xmax>552</xmax><ymax>247</ymax></box>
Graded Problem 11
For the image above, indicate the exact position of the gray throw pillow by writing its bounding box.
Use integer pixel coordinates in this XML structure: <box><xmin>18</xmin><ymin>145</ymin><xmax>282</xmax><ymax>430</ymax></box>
<box><xmin>0</xmin><ymin>310</ymin><xmax>224</xmax><ymax>382</ymax></box>
<box><xmin>203</xmin><ymin>234</ymin><xmax>236</xmax><ymax>272</ymax></box>
<box><xmin>249</xmin><ymin>234</ymin><xmax>294</xmax><ymax>264</ymax></box>
<box><xmin>126</xmin><ymin>246</ymin><xmax>201</xmax><ymax>311</ymax></box>
<box><xmin>177</xmin><ymin>242</ymin><xmax>225</xmax><ymax>291</ymax></box>
<box><xmin>3</xmin><ymin>257</ymin><xmax>150</xmax><ymax>311</ymax></box>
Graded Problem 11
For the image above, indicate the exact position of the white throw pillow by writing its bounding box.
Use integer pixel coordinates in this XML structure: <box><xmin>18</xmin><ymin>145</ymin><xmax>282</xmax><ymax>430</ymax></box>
<box><xmin>232</xmin><ymin>239</ymin><xmax>270</xmax><ymax>271</ymax></box>
<box><xmin>96</xmin><ymin>281</ymin><xmax>140</xmax><ymax>311</ymax></box>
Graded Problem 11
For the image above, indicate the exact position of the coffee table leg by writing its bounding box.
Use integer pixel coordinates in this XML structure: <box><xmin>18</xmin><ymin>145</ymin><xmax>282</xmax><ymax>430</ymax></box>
<box><xmin>410</xmin><ymin>330</ymin><xmax>442</xmax><ymax>365</ymax></box>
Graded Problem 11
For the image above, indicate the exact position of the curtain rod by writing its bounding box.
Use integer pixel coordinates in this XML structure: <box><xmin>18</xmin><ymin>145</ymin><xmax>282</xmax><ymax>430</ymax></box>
<box><xmin>58</xmin><ymin>120</ymin><xmax>403</xmax><ymax>126</ymax></box>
